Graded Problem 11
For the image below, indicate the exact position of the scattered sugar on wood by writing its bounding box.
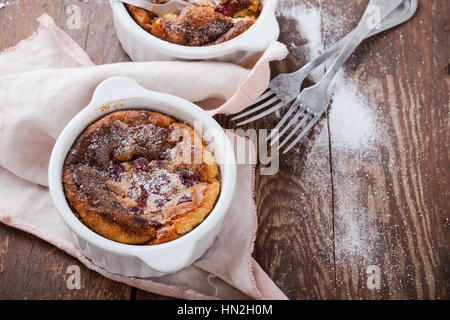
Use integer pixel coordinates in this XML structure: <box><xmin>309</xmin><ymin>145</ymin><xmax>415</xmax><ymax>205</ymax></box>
<box><xmin>276</xmin><ymin>3</ymin><xmax>324</xmax><ymax>82</ymax></box>
<box><xmin>329</xmin><ymin>70</ymin><xmax>379</xmax><ymax>153</ymax></box>
<box><xmin>276</xmin><ymin>2</ymin><xmax>382</xmax><ymax>153</ymax></box>
<box><xmin>275</xmin><ymin>1</ymin><xmax>390</xmax><ymax>269</ymax></box>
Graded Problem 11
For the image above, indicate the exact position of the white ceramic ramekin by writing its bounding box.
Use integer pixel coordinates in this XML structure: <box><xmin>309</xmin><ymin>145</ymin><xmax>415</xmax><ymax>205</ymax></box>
<box><xmin>109</xmin><ymin>0</ymin><xmax>279</xmax><ymax>61</ymax></box>
<box><xmin>48</xmin><ymin>77</ymin><xmax>237</xmax><ymax>277</ymax></box>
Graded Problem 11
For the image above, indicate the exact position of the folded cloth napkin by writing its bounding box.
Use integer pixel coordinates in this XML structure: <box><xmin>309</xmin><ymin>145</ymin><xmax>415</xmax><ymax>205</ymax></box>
<box><xmin>0</xmin><ymin>14</ymin><xmax>288</xmax><ymax>300</ymax></box>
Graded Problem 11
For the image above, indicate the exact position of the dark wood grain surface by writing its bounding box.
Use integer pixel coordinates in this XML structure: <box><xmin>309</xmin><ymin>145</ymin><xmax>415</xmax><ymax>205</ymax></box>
<box><xmin>0</xmin><ymin>0</ymin><xmax>448</xmax><ymax>300</ymax></box>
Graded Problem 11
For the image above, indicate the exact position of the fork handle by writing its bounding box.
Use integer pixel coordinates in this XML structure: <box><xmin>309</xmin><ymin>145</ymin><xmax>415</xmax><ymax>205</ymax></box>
<box><xmin>318</xmin><ymin>0</ymin><xmax>404</xmax><ymax>89</ymax></box>
<box><xmin>296</xmin><ymin>0</ymin><xmax>408</xmax><ymax>80</ymax></box>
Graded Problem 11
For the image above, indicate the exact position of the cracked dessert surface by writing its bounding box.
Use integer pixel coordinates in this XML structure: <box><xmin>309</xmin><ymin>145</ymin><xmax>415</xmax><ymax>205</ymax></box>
<box><xmin>63</xmin><ymin>110</ymin><xmax>220</xmax><ymax>245</ymax></box>
<box><xmin>126</xmin><ymin>0</ymin><xmax>260</xmax><ymax>46</ymax></box>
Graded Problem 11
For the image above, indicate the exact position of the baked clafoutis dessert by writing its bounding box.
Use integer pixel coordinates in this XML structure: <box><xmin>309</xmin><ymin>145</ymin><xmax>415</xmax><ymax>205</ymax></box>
<box><xmin>126</xmin><ymin>0</ymin><xmax>261</xmax><ymax>46</ymax></box>
<box><xmin>62</xmin><ymin>110</ymin><xmax>221</xmax><ymax>245</ymax></box>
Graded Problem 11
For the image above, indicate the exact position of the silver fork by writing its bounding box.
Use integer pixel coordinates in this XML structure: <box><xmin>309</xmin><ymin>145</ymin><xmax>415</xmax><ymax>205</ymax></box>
<box><xmin>271</xmin><ymin>0</ymin><xmax>404</xmax><ymax>153</ymax></box>
<box><xmin>118</xmin><ymin>0</ymin><xmax>193</xmax><ymax>16</ymax></box>
<box><xmin>231</xmin><ymin>0</ymin><xmax>418</xmax><ymax>126</ymax></box>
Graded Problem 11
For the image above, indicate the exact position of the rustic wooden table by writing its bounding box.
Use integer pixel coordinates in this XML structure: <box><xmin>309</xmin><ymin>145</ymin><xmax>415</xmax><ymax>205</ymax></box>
<box><xmin>0</xmin><ymin>0</ymin><xmax>448</xmax><ymax>300</ymax></box>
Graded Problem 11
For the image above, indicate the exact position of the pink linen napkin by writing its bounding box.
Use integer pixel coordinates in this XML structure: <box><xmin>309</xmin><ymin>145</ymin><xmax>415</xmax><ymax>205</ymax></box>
<box><xmin>0</xmin><ymin>14</ymin><xmax>288</xmax><ymax>300</ymax></box>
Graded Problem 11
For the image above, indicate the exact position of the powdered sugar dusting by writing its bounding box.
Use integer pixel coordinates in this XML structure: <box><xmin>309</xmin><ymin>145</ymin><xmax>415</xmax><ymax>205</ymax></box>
<box><xmin>276</xmin><ymin>1</ymin><xmax>386</xmax><ymax>262</ymax></box>
<box><xmin>125</xmin><ymin>164</ymin><xmax>188</xmax><ymax>213</ymax></box>
<box><xmin>276</xmin><ymin>2</ymin><xmax>382</xmax><ymax>155</ymax></box>
<box><xmin>329</xmin><ymin>71</ymin><xmax>378</xmax><ymax>153</ymax></box>
<box><xmin>277</xmin><ymin>4</ymin><xmax>323</xmax><ymax>57</ymax></box>
<box><xmin>276</xmin><ymin>3</ymin><xmax>324</xmax><ymax>82</ymax></box>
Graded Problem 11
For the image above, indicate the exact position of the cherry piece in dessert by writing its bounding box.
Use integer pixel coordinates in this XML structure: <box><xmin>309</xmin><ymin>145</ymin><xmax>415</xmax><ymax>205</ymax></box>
<box><xmin>150</xmin><ymin>220</ymin><xmax>163</xmax><ymax>230</ymax></box>
<box><xmin>150</xmin><ymin>174</ymin><xmax>171</xmax><ymax>195</ymax></box>
<box><xmin>132</xmin><ymin>157</ymin><xmax>153</xmax><ymax>172</ymax></box>
<box><xmin>215</xmin><ymin>3</ymin><xmax>235</xmax><ymax>16</ymax></box>
<box><xmin>136</xmin><ymin>185</ymin><xmax>149</xmax><ymax>207</ymax></box>
<box><xmin>154</xmin><ymin>198</ymin><xmax>166</xmax><ymax>208</ymax></box>
<box><xmin>178</xmin><ymin>195</ymin><xmax>193</xmax><ymax>205</ymax></box>
<box><xmin>178</xmin><ymin>168</ymin><xmax>200</xmax><ymax>187</ymax></box>
<box><xmin>155</xmin><ymin>193</ymin><xmax>171</xmax><ymax>208</ymax></box>
<box><xmin>107</xmin><ymin>162</ymin><xmax>126</xmax><ymax>181</ymax></box>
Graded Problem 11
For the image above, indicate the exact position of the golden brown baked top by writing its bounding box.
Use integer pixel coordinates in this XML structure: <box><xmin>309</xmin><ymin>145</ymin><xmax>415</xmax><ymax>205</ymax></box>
<box><xmin>63</xmin><ymin>110</ymin><xmax>220</xmax><ymax>245</ymax></box>
<box><xmin>126</xmin><ymin>0</ymin><xmax>260</xmax><ymax>46</ymax></box>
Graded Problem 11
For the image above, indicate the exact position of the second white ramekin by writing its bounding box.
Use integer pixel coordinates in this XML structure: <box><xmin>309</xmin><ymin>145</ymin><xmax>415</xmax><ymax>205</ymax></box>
<box><xmin>48</xmin><ymin>77</ymin><xmax>237</xmax><ymax>277</ymax></box>
<box><xmin>109</xmin><ymin>0</ymin><xmax>280</xmax><ymax>62</ymax></box>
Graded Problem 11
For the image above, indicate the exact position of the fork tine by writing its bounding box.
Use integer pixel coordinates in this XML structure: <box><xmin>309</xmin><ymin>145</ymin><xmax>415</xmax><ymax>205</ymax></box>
<box><xmin>251</xmin><ymin>90</ymin><xmax>275</xmax><ymax>106</ymax></box>
<box><xmin>283</xmin><ymin>114</ymin><xmax>321</xmax><ymax>154</ymax></box>
<box><xmin>277</xmin><ymin>112</ymin><xmax>312</xmax><ymax>149</ymax></box>
<box><xmin>236</xmin><ymin>100</ymin><xmax>284</xmax><ymax>126</ymax></box>
<box><xmin>267</xmin><ymin>102</ymin><xmax>299</xmax><ymax>142</ymax></box>
<box><xmin>270</xmin><ymin>106</ymin><xmax>308</xmax><ymax>146</ymax></box>
<box><xmin>282</xmin><ymin>114</ymin><xmax>322</xmax><ymax>154</ymax></box>
<box><xmin>277</xmin><ymin>104</ymin><xmax>307</xmax><ymax>138</ymax></box>
<box><xmin>231</xmin><ymin>90</ymin><xmax>274</xmax><ymax>120</ymax></box>
<box><xmin>232</xmin><ymin>96</ymin><xmax>279</xmax><ymax>123</ymax></box>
